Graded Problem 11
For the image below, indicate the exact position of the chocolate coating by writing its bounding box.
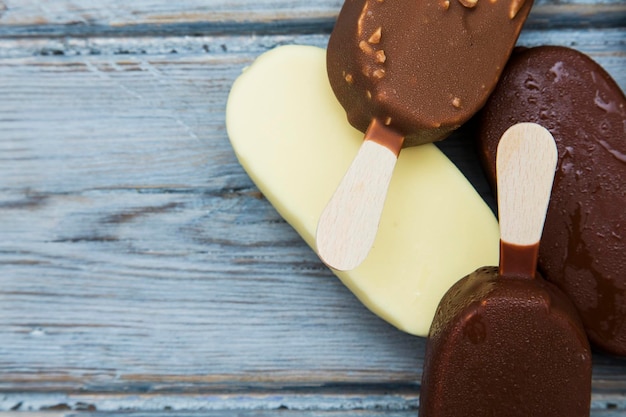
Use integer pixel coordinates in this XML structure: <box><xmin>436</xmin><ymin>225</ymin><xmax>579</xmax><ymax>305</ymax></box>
<box><xmin>419</xmin><ymin>266</ymin><xmax>592</xmax><ymax>417</ymax></box>
<box><xmin>327</xmin><ymin>0</ymin><xmax>533</xmax><ymax>147</ymax></box>
<box><xmin>477</xmin><ymin>46</ymin><xmax>626</xmax><ymax>356</ymax></box>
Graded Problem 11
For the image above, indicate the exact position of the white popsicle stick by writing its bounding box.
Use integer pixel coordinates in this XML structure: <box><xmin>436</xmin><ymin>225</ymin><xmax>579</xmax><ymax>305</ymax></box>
<box><xmin>316</xmin><ymin>120</ymin><xmax>404</xmax><ymax>271</ymax></box>
<box><xmin>496</xmin><ymin>122</ymin><xmax>558</xmax><ymax>248</ymax></box>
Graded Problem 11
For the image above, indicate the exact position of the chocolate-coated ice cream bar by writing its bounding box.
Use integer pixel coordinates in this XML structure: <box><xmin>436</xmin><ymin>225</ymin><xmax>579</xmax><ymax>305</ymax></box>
<box><xmin>477</xmin><ymin>45</ymin><xmax>626</xmax><ymax>356</ymax></box>
<box><xmin>420</xmin><ymin>123</ymin><xmax>592</xmax><ymax>417</ymax></box>
<box><xmin>317</xmin><ymin>0</ymin><xmax>533</xmax><ymax>270</ymax></box>
<box><xmin>327</xmin><ymin>0</ymin><xmax>534</xmax><ymax>146</ymax></box>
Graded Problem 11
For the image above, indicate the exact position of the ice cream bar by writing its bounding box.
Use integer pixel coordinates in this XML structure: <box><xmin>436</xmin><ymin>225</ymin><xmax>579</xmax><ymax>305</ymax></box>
<box><xmin>419</xmin><ymin>123</ymin><xmax>592</xmax><ymax>417</ymax></box>
<box><xmin>477</xmin><ymin>45</ymin><xmax>626</xmax><ymax>356</ymax></box>
<box><xmin>317</xmin><ymin>0</ymin><xmax>533</xmax><ymax>270</ymax></box>
<box><xmin>226</xmin><ymin>45</ymin><xmax>500</xmax><ymax>337</ymax></box>
<box><xmin>327</xmin><ymin>0</ymin><xmax>534</xmax><ymax>147</ymax></box>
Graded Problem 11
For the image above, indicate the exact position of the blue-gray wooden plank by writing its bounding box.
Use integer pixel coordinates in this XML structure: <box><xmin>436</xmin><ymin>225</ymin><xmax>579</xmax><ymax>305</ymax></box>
<box><xmin>0</xmin><ymin>0</ymin><xmax>624</xmax><ymax>37</ymax></box>
<box><xmin>0</xmin><ymin>0</ymin><xmax>625</xmax><ymax>414</ymax></box>
<box><xmin>0</xmin><ymin>391</ymin><xmax>625</xmax><ymax>414</ymax></box>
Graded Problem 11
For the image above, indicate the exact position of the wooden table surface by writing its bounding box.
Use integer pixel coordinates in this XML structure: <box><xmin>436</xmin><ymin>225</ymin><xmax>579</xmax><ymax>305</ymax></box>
<box><xmin>1</xmin><ymin>0</ymin><xmax>625</xmax><ymax>415</ymax></box>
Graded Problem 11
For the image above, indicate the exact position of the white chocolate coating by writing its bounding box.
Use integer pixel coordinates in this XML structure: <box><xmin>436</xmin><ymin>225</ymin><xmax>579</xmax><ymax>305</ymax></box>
<box><xmin>226</xmin><ymin>45</ymin><xmax>499</xmax><ymax>335</ymax></box>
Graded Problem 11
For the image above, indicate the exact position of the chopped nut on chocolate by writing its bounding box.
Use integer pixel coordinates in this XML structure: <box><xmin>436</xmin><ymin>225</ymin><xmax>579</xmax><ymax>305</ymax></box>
<box><xmin>326</xmin><ymin>0</ymin><xmax>533</xmax><ymax>146</ymax></box>
<box><xmin>509</xmin><ymin>0</ymin><xmax>527</xmax><ymax>18</ymax></box>
<box><xmin>372</xmin><ymin>69</ymin><xmax>386</xmax><ymax>79</ymax></box>
<box><xmin>458</xmin><ymin>0</ymin><xmax>478</xmax><ymax>8</ymax></box>
<box><xmin>375</xmin><ymin>50</ymin><xmax>387</xmax><ymax>64</ymax></box>
<box><xmin>368</xmin><ymin>27</ymin><xmax>382</xmax><ymax>44</ymax></box>
<box><xmin>359</xmin><ymin>40</ymin><xmax>373</xmax><ymax>54</ymax></box>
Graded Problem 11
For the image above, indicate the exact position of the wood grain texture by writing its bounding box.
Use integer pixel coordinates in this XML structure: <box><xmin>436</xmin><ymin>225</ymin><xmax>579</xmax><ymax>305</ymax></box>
<box><xmin>496</xmin><ymin>123</ymin><xmax>557</xmax><ymax>247</ymax></box>
<box><xmin>0</xmin><ymin>0</ymin><xmax>625</xmax><ymax>414</ymax></box>
<box><xmin>0</xmin><ymin>0</ymin><xmax>624</xmax><ymax>38</ymax></box>
<box><xmin>316</xmin><ymin>139</ymin><xmax>399</xmax><ymax>271</ymax></box>
<box><xmin>0</xmin><ymin>391</ymin><xmax>625</xmax><ymax>414</ymax></box>
<box><xmin>0</xmin><ymin>36</ymin><xmax>424</xmax><ymax>395</ymax></box>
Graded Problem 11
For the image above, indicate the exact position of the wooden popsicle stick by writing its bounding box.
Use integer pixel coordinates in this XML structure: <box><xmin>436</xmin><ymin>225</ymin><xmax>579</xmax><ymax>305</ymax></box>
<box><xmin>496</xmin><ymin>122</ymin><xmax>558</xmax><ymax>278</ymax></box>
<box><xmin>316</xmin><ymin>119</ymin><xmax>404</xmax><ymax>271</ymax></box>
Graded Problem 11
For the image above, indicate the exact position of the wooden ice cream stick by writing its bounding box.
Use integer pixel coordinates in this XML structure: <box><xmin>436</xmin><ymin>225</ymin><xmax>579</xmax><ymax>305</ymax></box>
<box><xmin>496</xmin><ymin>122</ymin><xmax>558</xmax><ymax>278</ymax></box>
<box><xmin>316</xmin><ymin>119</ymin><xmax>403</xmax><ymax>271</ymax></box>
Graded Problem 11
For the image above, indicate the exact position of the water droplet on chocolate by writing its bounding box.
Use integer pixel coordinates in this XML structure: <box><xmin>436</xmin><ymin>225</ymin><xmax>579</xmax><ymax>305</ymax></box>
<box><xmin>464</xmin><ymin>313</ymin><xmax>487</xmax><ymax>344</ymax></box>
<box><xmin>524</xmin><ymin>77</ymin><xmax>540</xmax><ymax>90</ymax></box>
<box><xmin>594</xmin><ymin>90</ymin><xmax>619</xmax><ymax>114</ymax></box>
<box><xmin>561</xmin><ymin>161</ymin><xmax>574</xmax><ymax>175</ymax></box>
<box><xmin>599</xmin><ymin>120</ymin><xmax>611</xmax><ymax>134</ymax></box>
<box><xmin>549</xmin><ymin>61</ymin><xmax>565</xmax><ymax>82</ymax></box>
<box><xmin>596</xmin><ymin>138</ymin><xmax>626</xmax><ymax>164</ymax></box>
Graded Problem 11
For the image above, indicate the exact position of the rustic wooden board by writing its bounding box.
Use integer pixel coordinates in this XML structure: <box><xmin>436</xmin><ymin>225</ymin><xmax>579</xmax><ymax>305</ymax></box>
<box><xmin>1</xmin><ymin>0</ymin><xmax>625</xmax><ymax>414</ymax></box>
<box><xmin>0</xmin><ymin>0</ymin><xmax>624</xmax><ymax>38</ymax></box>
<box><xmin>0</xmin><ymin>390</ymin><xmax>625</xmax><ymax>414</ymax></box>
